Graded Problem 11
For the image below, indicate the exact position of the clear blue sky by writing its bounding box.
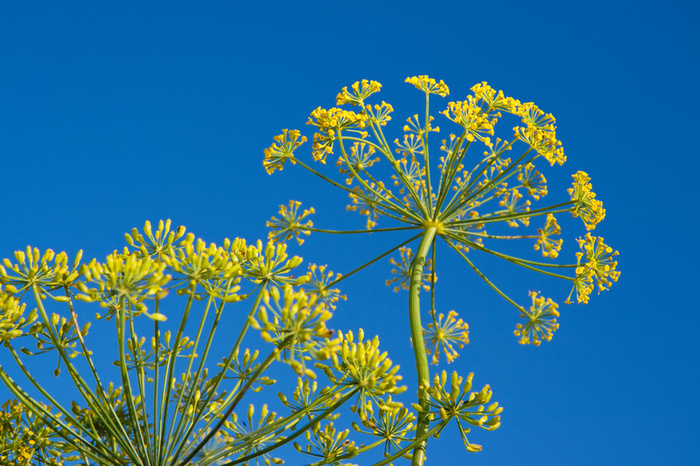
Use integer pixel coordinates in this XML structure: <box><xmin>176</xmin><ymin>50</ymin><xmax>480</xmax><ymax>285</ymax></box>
<box><xmin>1</xmin><ymin>1</ymin><xmax>698</xmax><ymax>464</ymax></box>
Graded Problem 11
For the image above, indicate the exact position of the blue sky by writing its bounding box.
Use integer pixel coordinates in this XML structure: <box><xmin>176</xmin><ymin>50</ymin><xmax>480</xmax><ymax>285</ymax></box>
<box><xmin>1</xmin><ymin>1</ymin><xmax>698</xmax><ymax>464</ymax></box>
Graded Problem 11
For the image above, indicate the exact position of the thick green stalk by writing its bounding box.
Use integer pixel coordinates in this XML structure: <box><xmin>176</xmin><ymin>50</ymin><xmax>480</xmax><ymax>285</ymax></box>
<box><xmin>409</xmin><ymin>226</ymin><xmax>437</xmax><ymax>466</ymax></box>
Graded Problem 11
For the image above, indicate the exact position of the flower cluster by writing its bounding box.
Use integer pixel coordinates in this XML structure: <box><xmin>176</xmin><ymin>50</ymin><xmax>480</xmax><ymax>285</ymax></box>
<box><xmin>307</xmin><ymin>107</ymin><xmax>369</xmax><ymax>163</ymax></box>
<box><xmin>418</xmin><ymin>371</ymin><xmax>502</xmax><ymax>453</ymax></box>
<box><xmin>514</xmin><ymin>291</ymin><xmax>560</xmax><ymax>346</ymax></box>
<box><xmin>405</xmin><ymin>76</ymin><xmax>450</xmax><ymax>97</ymax></box>
<box><xmin>386</xmin><ymin>247</ymin><xmax>434</xmax><ymax>292</ymax></box>
<box><xmin>423</xmin><ymin>310</ymin><xmax>470</xmax><ymax>364</ymax></box>
<box><xmin>534</xmin><ymin>214</ymin><xmax>563</xmax><ymax>258</ymax></box>
<box><xmin>250</xmin><ymin>285</ymin><xmax>333</xmax><ymax>377</ymax></box>
<box><xmin>569</xmin><ymin>171</ymin><xmax>606</xmax><ymax>230</ymax></box>
<box><xmin>320</xmin><ymin>329</ymin><xmax>406</xmax><ymax>413</ymax></box>
<box><xmin>263</xmin><ymin>129</ymin><xmax>307</xmax><ymax>175</ymax></box>
<box><xmin>263</xmin><ymin>76</ymin><xmax>620</xmax><ymax>460</ymax></box>
<box><xmin>304</xmin><ymin>264</ymin><xmax>345</xmax><ymax>310</ymax></box>
<box><xmin>267</xmin><ymin>200</ymin><xmax>315</xmax><ymax>246</ymax></box>
<box><xmin>336</xmin><ymin>79</ymin><xmax>382</xmax><ymax>106</ymax></box>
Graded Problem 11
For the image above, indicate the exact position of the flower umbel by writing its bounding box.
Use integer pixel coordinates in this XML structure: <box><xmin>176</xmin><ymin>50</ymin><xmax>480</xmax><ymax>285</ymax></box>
<box><xmin>534</xmin><ymin>214</ymin><xmax>563</xmax><ymax>259</ymax></box>
<box><xmin>514</xmin><ymin>291</ymin><xmax>560</xmax><ymax>346</ymax></box>
<box><xmin>386</xmin><ymin>247</ymin><xmax>434</xmax><ymax>293</ymax></box>
<box><xmin>576</xmin><ymin>234</ymin><xmax>620</xmax><ymax>293</ymax></box>
<box><xmin>267</xmin><ymin>200</ymin><xmax>315</xmax><ymax>246</ymax></box>
<box><xmin>264</xmin><ymin>129</ymin><xmax>307</xmax><ymax>175</ymax></box>
<box><xmin>423</xmin><ymin>310</ymin><xmax>469</xmax><ymax>364</ymax></box>
<box><xmin>405</xmin><ymin>76</ymin><xmax>450</xmax><ymax>97</ymax></box>
<box><xmin>264</xmin><ymin>76</ymin><xmax>620</xmax><ymax>464</ymax></box>
<box><xmin>569</xmin><ymin>171</ymin><xmax>605</xmax><ymax>230</ymax></box>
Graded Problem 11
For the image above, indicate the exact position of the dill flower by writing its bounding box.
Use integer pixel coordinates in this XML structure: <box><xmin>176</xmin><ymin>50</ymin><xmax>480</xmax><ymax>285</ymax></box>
<box><xmin>267</xmin><ymin>200</ymin><xmax>315</xmax><ymax>245</ymax></box>
<box><xmin>423</xmin><ymin>310</ymin><xmax>469</xmax><ymax>364</ymax></box>
<box><xmin>386</xmin><ymin>247</ymin><xmax>434</xmax><ymax>293</ymax></box>
<box><xmin>575</xmin><ymin>233</ymin><xmax>620</xmax><ymax>293</ymax></box>
<box><xmin>513</xmin><ymin>102</ymin><xmax>566</xmax><ymax>166</ymax></box>
<box><xmin>307</xmin><ymin>107</ymin><xmax>368</xmax><ymax>163</ymax></box>
<box><xmin>534</xmin><ymin>214</ymin><xmax>563</xmax><ymax>258</ymax></box>
<box><xmin>405</xmin><ymin>76</ymin><xmax>450</xmax><ymax>97</ymax></box>
<box><xmin>569</xmin><ymin>171</ymin><xmax>606</xmax><ymax>230</ymax></box>
<box><xmin>265</xmin><ymin>76</ymin><xmax>620</xmax><ymax>462</ymax></box>
<box><xmin>498</xmin><ymin>188</ymin><xmax>531</xmax><ymax>227</ymax></box>
<box><xmin>514</xmin><ymin>291</ymin><xmax>560</xmax><ymax>346</ymax></box>
<box><xmin>518</xmin><ymin>162</ymin><xmax>547</xmax><ymax>200</ymax></box>
<box><xmin>322</xmin><ymin>329</ymin><xmax>406</xmax><ymax>412</ymax></box>
<box><xmin>263</xmin><ymin>129</ymin><xmax>307</xmax><ymax>175</ymax></box>
<box><xmin>337</xmin><ymin>141</ymin><xmax>380</xmax><ymax>185</ymax></box>
<box><xmin>346</xmin><ymin>182</ymin><xmax>390</xmax><ymax>229</ymax></box>
<box><xmin>353</xmin><ymin>401</ymin><xmax>415</xmax><ymax>459</ymax></box>
<box><xmin>297</xmin><ymin>422</ymin><xmax>358</xmax><ymax>465</ymax></box>
<box><xmin>336</xmin><ymin>79</ymin><xmax>382</xmax><ymax>106</ymax></box>
<box><xmin>304</xmin><ymin>264</ymin><xmax>345</xmax><ymax>310</ymax></box>
<box><xmin>421</xmin><ymin>371</ymin><xmax>502</xmax><ymax>452</ymax></box>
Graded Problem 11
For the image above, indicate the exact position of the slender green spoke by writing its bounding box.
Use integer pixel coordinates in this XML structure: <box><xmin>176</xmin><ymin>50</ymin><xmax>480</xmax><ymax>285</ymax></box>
<box><xmin>326</xmin><ymin>233</ymin><xmax>423</xmax><ymax>288</ymax></box>
<box><xmin>444</xmin><ymin>238</ymin><xmax>523</xmax><ymax>311</ymax></box>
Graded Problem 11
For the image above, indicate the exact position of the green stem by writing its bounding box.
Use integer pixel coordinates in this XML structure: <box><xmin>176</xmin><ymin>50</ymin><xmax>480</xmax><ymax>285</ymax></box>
<box><xmin>409</xmin><ymin>227</ymin><xmax>437</xmax><ymax>466</ymax></box>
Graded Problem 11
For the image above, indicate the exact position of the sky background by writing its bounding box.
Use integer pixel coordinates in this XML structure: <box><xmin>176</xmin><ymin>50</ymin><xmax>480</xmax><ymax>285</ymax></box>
<box><xmin>1</xmin><ymin>1</ymin><xmax>698</xmax><ymax>465</ymax></box>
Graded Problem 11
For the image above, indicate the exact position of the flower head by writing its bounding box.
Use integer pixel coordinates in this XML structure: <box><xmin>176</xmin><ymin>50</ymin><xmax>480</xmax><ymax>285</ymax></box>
<box><xmin>422</xmin><ymin>371</ymin><xmax>502</xmax><ymax>452</ymax></box>
<box><xmin>337</xmin><ymin>141</ymin><xmax>380</xmax><ymax>185</ymax></box>
<box><xmin>304</xmin><ymin>264</ymin><xmax>345</xmax><ymax>310</ymax></box>
<box><xmin>575</xmin><ymin>234</ymin><xmax>620</xmax><ymax>293</ymax></box>
<box><xmin>263</xmin><ymin>129</ymin><xmax>307</xmax><ymax>174</ymax></box>
<box><xmin>569</xmin><ymin>171</ymin><xmax>605</xmax><ymax>230</ymax></box>
<box><xmin>267</xmin><ymin>200</ymin><xmax>315</xmax><ymax>246</ymax></box>
<box><xmin>514</xmin><ymin>291</ymin><xmax>559</xmax><ymax>345</ymax></box>
<box><xmin>423</xmin><ymin>310</ymin><xmax>469</xmax><ymax>364</ymax></box>
<box><xmin>307</xmin><ymin>107</ymin><xmax>368</xmax><ymax>163</ymax></box>
<box><xmin>386</xmin><ymin>247</ymin><xmax>434</xmax><ymax>292</ymax></box>
<box><xmin>405</xmin><ymin>76</ymin><xmax>450</xmax><ymax>97</ymax></box>
<box><xmin>336</xmin><ymin>79</ymin><xmax>382</xmax><ymax>106</ymax></box>
<box><xmin>513</xmin><ymin>102</ymin><xmax>566</xmax><ymax>166</ymax></box>
<box><xmin>534</xmin><ymin>214</ymin><xmax>563</xmax><ymax>258</ymax></box>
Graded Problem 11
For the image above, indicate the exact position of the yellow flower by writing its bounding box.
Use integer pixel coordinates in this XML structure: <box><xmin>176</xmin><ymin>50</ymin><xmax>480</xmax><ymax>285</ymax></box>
<box><xmin>513</xmin><ymin>102</ymin><xmax>566</xmax><ymax>166</ymax></box>
<box><xmin>569</xmin><ymin>171</ymin><xmax>605</xmax><ymax>230</ymax></box>
<box><xmin>575</xmin><ymin>233</ymin><xmax>620</xmax><ymax>293</ymax></box>
<box><xmin>337</xmin><ymin>141</ymin><xmax>380</xmax><ymax>185</ymax></box>
<box><xmin>263</xmin><ymin>129</ymin><xmax>307</xmax><ymax>175</ymax></box>
<box><xmin>386</xmin><ymin>247</ymin><xmax>434</xmax><ymax>292</ymax></box>
<box><xmin>518</xmin><ymin>162</ymin><xmax>547</xmax><ymax>200</ymax></box>
<box><xmin>498</xmin><ymin>188</ymin><xmax>531</xmax><ymax>227</ymax></box>
<box><xmin>534</xmin><ymin>214</ymin><xmax>563</xmax><ymax>258</ymax></box>
<box><xmin>305</xmin><ymin>264</ymin><xmax>345</xmax><ymax>310</ymax></box>
<box><xmin>367</xmin><ymin>101</ymin><xmax>393</xmax><ymax>126</ymax></box>
<box><xmin>336</xmin><ymin>79</ymin><xmax>382</xmax><ymax>106</ymax></box>
<box><xmin>267</xmin><ymin>200</ymin><xmax>315</xmax><ymax>245</ymax></box>
<box><xmin>441</xmin><ymin>97</ymin><xmax>496</xmax><ymax>142</ymax></box>
<box><xmin>470</xmin><ymin>82</ymin><xmax>520</xmax><ymax>113</ymax></box>
<box><xmin>307</xmin><ymin>107</ymin><xmax>369</xmax><ymax>163</ymax></box>
<box><xmin>567</xmin><ymin>266</ymin><xmax>594</xmax><ymax>304</ymax></box>
<box><xmin>514</xmin><ymin>291</ymin><xmax>559</xmax><ymax>345</ymax></box>
<box><xmin>346</xmin><ymin>181</ymin><xmax>390</xmax><ymax>229</ymax></box>
<box><xmin>405</xmin><ymin>75</ymin><xmax>450</xmax><ymax>97</ymax></box>
<box><xmin>324</xmin><ymin>328</ymin><xmax>406</xmax><ymax>404</ymax></box>
<box><xmin>423</xmin><ymin>310</ymin><xmax>469</xmax><ymax>364</ymax></box>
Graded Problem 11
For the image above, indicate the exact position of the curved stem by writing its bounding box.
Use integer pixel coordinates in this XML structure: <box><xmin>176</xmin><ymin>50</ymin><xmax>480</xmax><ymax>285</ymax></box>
<box><xmin>409</xmin><ymin>227</ymin><xmax>437</xmax><ymax>466</ymax></box>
